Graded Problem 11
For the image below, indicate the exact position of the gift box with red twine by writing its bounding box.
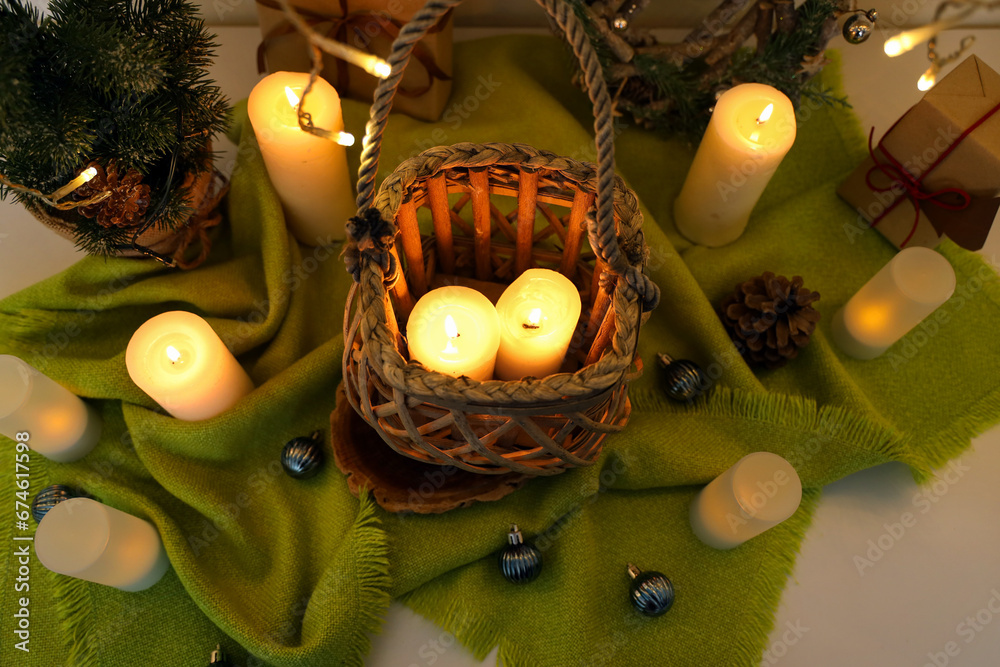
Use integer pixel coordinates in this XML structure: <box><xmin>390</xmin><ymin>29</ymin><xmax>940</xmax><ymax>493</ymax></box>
<box><xmin>837</xmin><ymin>55</ymin><xmax>1000</xmax><ymax>251</ymax></box>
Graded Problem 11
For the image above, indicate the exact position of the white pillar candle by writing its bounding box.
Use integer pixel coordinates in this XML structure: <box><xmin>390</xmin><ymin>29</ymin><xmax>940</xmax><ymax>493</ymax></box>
<box><xmin>832</xmin><ymin>247</ymin><xmax>956</xmax><ymax>360</ymax></box>
<box><xmin>35</xmin><ymin>497</ymin><xmax>169</xmax><ymax>592</ymax></box>
<box><xmin>248</xmin><ymin>71</ymin><xmax>355</xmax><ymax>246</ymax></box>
<box><xmin>494</xmin><ymin>269</ymin><xmax>582</xmax><ymax>380</ymax></box>
<box><xmin>126</xmin><ymin>311</ymin><xmax>254</xmax><ymax>421</ymax></box>
<box><xmin>405</xmin><ymin>287</ymin><xmax>501</xmax><ymax>381</ymax></box>
<box><xmin>674</xmin><ymin>83</ymin><xmax>796</xmax><ymax>247</ymax></box>
<box><xmin>690</xmin><ymin>452</ymin><xmax>802</xmax><ymax>550</ymax></box>
<box><xmin>0</xmin><ymin>355</ymin><xmax>101</xmax><ymax>462</ymax></box>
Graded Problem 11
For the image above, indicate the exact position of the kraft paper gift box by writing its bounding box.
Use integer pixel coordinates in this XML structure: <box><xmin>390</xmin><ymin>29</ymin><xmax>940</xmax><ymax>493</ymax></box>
<box><xmin>256</xmin><ymin>0</ymin><xmax>453</xmax><ymax>122</ymax></box>
<box><xmin>837</xmin><ymin>55</ymin><xmax>1000</xmax><ymax>251</ymax></box>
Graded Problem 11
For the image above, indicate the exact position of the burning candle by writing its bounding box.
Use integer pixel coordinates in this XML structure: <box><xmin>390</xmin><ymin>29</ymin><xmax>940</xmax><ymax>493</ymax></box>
<box><xmin>832</xmin><ymin>247</ymin><xmax>956</xmax><ymax>360</ymax></box>
<box><xmin>494</xmin><ymin>269</ymin><xmax>582</xmax><ymax>380</ymax></box>
<box><xmin>35</xmin><ymin>497</ymin><xmax>169</xmax><ymax>592</ymax></box>
<box><xmin>674</xmin><ymin>84</ymin><xmax>796</xmax><ymax>247</ymax></box>
<box><xmin>248</xmin><ymin>71</ymin><xmax>356</xmax><ymax>246</ymax></box>
<box><xmin>405</xmin><ymin>286</ymin><xmax>501</xmax><ymax>381</ymax></box>
<box><xmin>0</xmin><ymin>355</ymin><xmax>101</xmax><ymax>462</ymax></box>
<box><xmin>690</xmin><ymin>452</ymin><xmax>802</xmax><ymax>550</ymax></box>
<box><xmin>126</xmin><ymin>311</ymin><xmax>254</xmax><ymax>421</ymax></box>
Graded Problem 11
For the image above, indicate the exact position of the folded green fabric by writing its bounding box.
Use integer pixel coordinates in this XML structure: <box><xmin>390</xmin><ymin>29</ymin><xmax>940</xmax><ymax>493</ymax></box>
<box><xmin>2</xmin><ymin>35</ymin><xmax>999</xmax><ymax>667</ymax></box>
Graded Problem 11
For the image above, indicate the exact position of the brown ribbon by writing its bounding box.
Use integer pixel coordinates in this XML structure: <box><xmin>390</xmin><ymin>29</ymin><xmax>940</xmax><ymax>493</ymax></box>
<box><xmin>171</xmin><ymin>169</ymin><xmax>229</xmax><ymax>270</ymax></box>
<box><xmin>256</xmin><ymin>0</ymin><xmax>452</xmax><ymax>99</ymax></box>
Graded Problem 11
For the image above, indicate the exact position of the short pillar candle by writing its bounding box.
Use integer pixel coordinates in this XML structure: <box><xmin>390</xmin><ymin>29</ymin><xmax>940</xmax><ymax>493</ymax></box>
<box><xmin>674</xmin><ymin>83</ymin><xmax>796</xmax><ymax>247</ymax></box>
<box><xmin>832</xmin><ymin>247</ymin><xmax>956</xmax><ymax>360</ymax></box>
<box><xmin>126</xmin><ymin>311</ymin><xmax>254</xmax><ymax>421</ymax></box>
<box><xmin>248</xmin><ymin>71</ymin><xmax>356</xmax><ymax>246</ymax></box>
<box><xmin>494</xmin><ymin>269</ymin><xmax>582</xmax><ymax>380</ymax></box>
<box><xmin>0</xmin><ymin>355</ymin><xmax>101</xmax><ymax>462</ymax></box>
<box><xmin>35</xmin><ymin>497</ymin><xmax>170</xmax><ymax>592</ymax></box>
<box><xmin>690</xmin><ymin>452</ymin><xmax>802</xmax><ymax>550</ymax></box>
<box><xmin>405</xmin><ymin>286</ymin><xmax>501</xmax><ymax>381</ymax></box>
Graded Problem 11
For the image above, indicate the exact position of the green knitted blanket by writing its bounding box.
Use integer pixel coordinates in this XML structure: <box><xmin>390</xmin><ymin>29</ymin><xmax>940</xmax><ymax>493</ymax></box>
<box><xmin>2</xmin><ymin>36</ymin><xmax>999</xmax><ymax>667</ymax></box>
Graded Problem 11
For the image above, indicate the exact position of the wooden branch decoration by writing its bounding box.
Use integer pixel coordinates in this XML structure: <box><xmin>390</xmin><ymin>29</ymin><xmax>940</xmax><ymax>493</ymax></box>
<box><xmin>755</xmin><ymin>2</ymin><xmax>775</xmax><ymax>54</ymax></box>
<box><xmin>774</xmin><ymin>0</ymin><xmax>797</xmax><ymax>33</ymax></box>
<box><xmin>681</xmin><ymin>0</ymin><xmax>755</xmax><ymax>55</ymax></box>
<box><xmin>558</xmin><ymin>0</ymin><xmax>855</xmax><ymax>138</ymax></box>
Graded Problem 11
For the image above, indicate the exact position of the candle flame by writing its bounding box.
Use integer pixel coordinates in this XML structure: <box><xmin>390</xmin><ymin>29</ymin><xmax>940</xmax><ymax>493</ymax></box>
<box><xmin>527</xmin><ymin>308</ymin><xmax>542</xmax><ymax>326</ymax></box>
<box><xmin>442</xmin><ymin>314</ymin><xmax>459</xmax><ymax>354</ymax></box>
<box><xmin>285</xmin><ymin>86</ymin><xmax>300</xmax><ymax>109</ymax></box>
<box><xmin>756</xmin><ymin>103</ymin><xmax>773</xmax><ymax>124</ymax></box>
<box><xmin>166</xmin><ymin>345</ymin><xmax>182</xmax><ymax>363</ymax></box>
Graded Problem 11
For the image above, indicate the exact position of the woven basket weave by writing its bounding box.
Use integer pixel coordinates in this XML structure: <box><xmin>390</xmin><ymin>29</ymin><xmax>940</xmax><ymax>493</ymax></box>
<box><xmin>342</xmin><ymin>0</ymin><xmax>660</xmax><ymax>477</ymax></box>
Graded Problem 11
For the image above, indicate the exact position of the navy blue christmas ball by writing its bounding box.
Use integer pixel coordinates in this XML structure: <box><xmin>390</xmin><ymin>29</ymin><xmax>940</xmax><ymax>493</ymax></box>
<box><xmin>498</xmin><ymin>525</ymin><xmax>542</xmax><ymax>584</ymax></box>
<box><xmin>281</xmin><ymin>431</ymin><xmax>325</xmax><ymax>479</ymax></box>
<box><xmin>628</xmin><ymin>564</ymin><xmax>674</xmax><ymax>617</ymax></box>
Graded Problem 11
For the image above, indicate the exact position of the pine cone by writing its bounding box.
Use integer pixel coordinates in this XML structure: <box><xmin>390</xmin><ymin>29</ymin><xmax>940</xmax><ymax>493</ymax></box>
<box><xmin>719</xmin><ymin>272</ymin><xmax>821</xmax><ymax>369</ymax></box>
<box><xmin>75</xmin><ymin>162</ymin><xmax>152</xmax><ymax>228</ymax></box>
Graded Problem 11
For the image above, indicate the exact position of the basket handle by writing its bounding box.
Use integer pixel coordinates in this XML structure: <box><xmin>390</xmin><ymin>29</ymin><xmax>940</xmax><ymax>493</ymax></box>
<box><xmin>351</xmin><ymin>0</ymin><xmax>659</xmax><ymax>311</ymax></box>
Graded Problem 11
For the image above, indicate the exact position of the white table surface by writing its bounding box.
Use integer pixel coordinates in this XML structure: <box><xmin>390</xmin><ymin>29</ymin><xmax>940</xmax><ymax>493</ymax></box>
<box><xmin>2</xmin><ymin>26</ymin><xmax>999</xmax><ymax>667</ymax></box>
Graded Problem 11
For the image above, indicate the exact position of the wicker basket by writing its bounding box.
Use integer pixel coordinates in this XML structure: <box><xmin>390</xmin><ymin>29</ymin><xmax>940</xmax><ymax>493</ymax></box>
<box><xmin>342</xmin><ymin>0</ymin><xmax>660</xmax><ymax>478</ymax></box>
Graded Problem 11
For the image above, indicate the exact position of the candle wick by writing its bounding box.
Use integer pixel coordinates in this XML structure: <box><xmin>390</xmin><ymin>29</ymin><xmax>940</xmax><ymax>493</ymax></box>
<box><xmin>522</xmin><ymin>322</ymin><xmax>541</xmax><ymax>330</ymax></box>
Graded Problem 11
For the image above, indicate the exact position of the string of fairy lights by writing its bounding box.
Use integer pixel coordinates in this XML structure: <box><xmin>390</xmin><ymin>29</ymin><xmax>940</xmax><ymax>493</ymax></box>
<box><xmin>882</xmin><ymin>0</ymin><xmax>1000</xmax><ymax>90</ymax></box>
<box><xmin>7</xmin><ymin>1</ymin><xmax>998</xmax><ymax>205</ymax></box>
<box><xmin>2</xmin><ymin>0</ymin><xmax>390</xmax><ymax>209</ymax></box>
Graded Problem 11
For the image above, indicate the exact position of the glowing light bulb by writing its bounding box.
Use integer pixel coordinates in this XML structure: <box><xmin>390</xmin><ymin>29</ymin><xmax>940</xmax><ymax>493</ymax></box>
<box><xmin>285</xmin><ymin>86</ymin><xmax>300</xmax><ymax>108</ymax></box>
<box><xmin>884</xmin><ymin>36</ymin><xmax>905</xmax><ymax>56</ymax></box>
<box><xmin>884</xmin><ymin>12</ymin><xmax>973</xmax><ymax>58</ymax></box>
<box><xmin>443</xmin><ymin>315</ymin><xmax>459</xmax><ymax>354</ymax></box>
<box><xmin>756</xmin><ymin>103</ymin><xmax>773</xmax><ymax>124</ymax></box>
<box><xmin>917</xmin><ymin>65</ymin><xmax>938</xmax><ymax>91</ymax></box>
<box><xmin>166</xmin><ymin>345</ymin><xmax>182</xmax><ymax>364</ymax></box>
<box><xmin>371</xmin><ymin>59</ymin><xmax>392</xmax><ymax>78</ymax></box>
<box><xmin>335</xmin><ymin>132</ymin><xmax>356</xmax><ymax>147</ymax></box>
<box><xmin>51</xmin><ymin>166</ymin><xmax>100</xmax><ymax>201</ymax></box>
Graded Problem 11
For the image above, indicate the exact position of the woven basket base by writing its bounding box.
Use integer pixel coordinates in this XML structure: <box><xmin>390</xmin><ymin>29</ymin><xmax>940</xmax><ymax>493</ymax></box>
<box><xmin>331</xmin><ymin>385</ymin><xmax>531</xmax><ymax>514</ymax></box>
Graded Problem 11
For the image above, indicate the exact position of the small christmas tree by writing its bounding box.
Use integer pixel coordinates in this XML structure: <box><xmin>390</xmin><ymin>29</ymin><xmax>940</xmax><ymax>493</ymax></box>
<box><xmin>0</xmin><ymin>0</ymin><xmax>229</xmax><ymax>256</ymax></box>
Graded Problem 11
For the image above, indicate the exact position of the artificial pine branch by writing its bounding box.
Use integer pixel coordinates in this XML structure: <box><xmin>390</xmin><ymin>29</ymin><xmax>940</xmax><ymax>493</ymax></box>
<box><xmin>0</xmin><ymin>0</ymin><xmax>229</xmax><ymax>255</ymax></box>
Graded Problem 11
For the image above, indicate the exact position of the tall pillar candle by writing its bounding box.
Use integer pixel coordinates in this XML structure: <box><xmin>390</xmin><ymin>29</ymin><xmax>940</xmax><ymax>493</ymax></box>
<box><xmin>674</xmin><ymin>84</ymin><xmax>796</xmax><ymax>247</ymax></box>
<box><xmin>35</xmin><ymin>498</ymin><xmax>169</xmax><ymax>592</ymax></box>
<box><xmin>832</xmin><ymin>247</ymin><xmax>956</xmax><ymax>359</ymax></box>
<box><xmin>405</xmin><ymin>286</ymin><xmax>501</xmax><ymax>381</ymax></box>
<box><xmin>126</xmin><ymin>311</ymin><xmax>254</xmax><ymax>421</ymax></box>
<box><xmin>0</xmin><ymin>355</ymin><xmax>101</xmax><ymax>462</ymax></box>
<box><xmin>690</xmin><ymin>452</ymin><xmax>802</xmax><ymax>550</ymax></box>
<box><xmin>494</xmin><ymin>269</ymin><xmax>582</xmax><ymax>380</ymax></box>
<box><xmin>248</xmin><ymin>71</ymin><xmax>355</xmax><ymax>246</ymax></box>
